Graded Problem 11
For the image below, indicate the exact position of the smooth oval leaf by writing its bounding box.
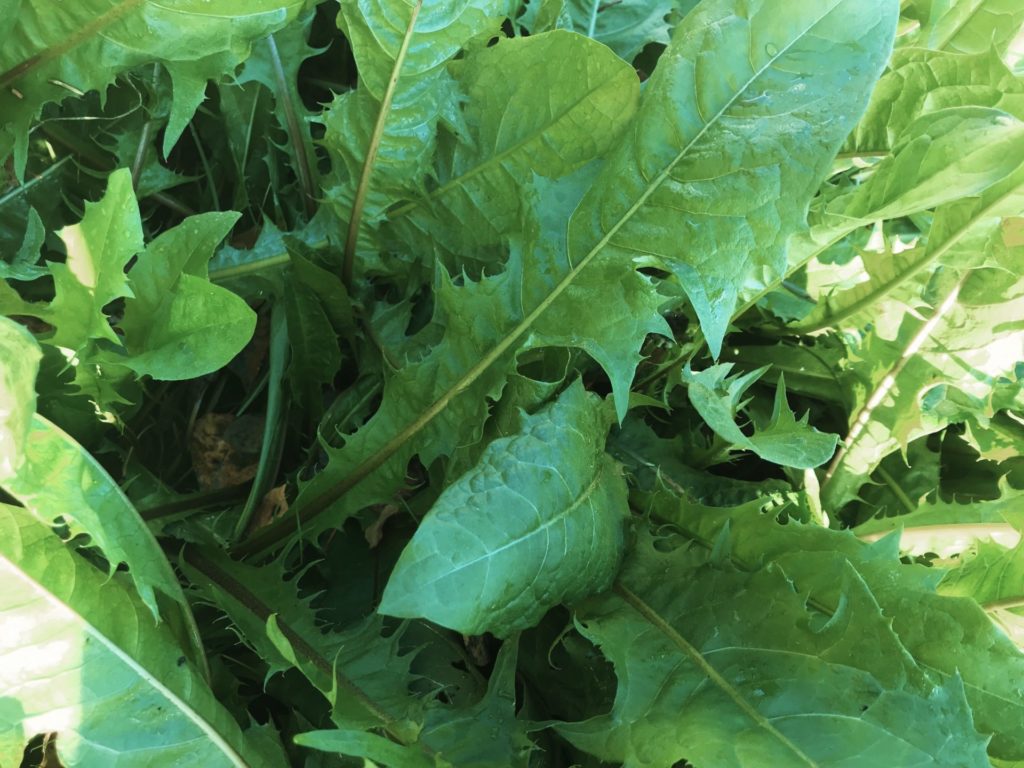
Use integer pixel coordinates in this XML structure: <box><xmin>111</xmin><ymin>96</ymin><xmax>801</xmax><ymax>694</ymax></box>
<box><xmin>379</xmin><ymin>380</ymin><xmax>629</xmax><ymax>637</ymax></box>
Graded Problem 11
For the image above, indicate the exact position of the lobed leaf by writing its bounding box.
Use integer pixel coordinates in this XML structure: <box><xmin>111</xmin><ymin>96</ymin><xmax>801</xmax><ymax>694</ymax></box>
<box><xmin>682</xmin><ymin>363</ymin><xmax>839</xmax><ymax>469</ymax></box>
<box><xmin>569</xmin><ymin>0</ymin><xmax>898</xmax><ymax>357</ymax></box>
<box><xmin>0</xmin><ymin>0</ymin><xmax>304</xmax><ymax>176</ymax></box>
<box><xmin>384</xmin><ymin>29</ymin><xmax>640</xmax><ymax>266</ymax></box>
<box><xmin>558</xmin><ymin>525</ymin><xmax>989</xmax><ymax>767</ymax></box>
<box><xmin>650</xmin><ymin>491</ymin><xmax>1024</xmax><ymax>759</ymax></box>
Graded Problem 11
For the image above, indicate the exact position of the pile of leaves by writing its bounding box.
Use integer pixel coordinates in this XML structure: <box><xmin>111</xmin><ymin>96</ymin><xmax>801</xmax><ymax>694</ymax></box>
<box><xmin>2</xmin><ymin>0</ymin><xmax>1024</xmax><ymax>765</ymax></box>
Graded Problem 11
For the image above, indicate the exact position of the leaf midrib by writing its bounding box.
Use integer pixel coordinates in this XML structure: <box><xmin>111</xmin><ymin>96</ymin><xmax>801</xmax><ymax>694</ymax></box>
<box><xmin>1</xmin><ymin>554</ymin><xmax>248</xmax><ymax>768</ymax></box>
<box><xmin>423</xmin><ymin>458</ymin><xmax>605</xmax><ymax>583</ymax></box>
<box><xmin>385</xmin><ymin>69</ymin><xmax>631</xmax><ymax>224</ymax></box>
<box><xmin>614</xmin><ymin>582</ymin><xmax>820</xmax><ymax>767</ymax></box>
<box><xmin>792</xmin><ymin>173</ymin><xmax>1024</xmax><ymax>334</ymax></box>
<box><xmin>237</xmin><ymin>0</ymin><xmax>847</xmax><ymax>556</ymax></box>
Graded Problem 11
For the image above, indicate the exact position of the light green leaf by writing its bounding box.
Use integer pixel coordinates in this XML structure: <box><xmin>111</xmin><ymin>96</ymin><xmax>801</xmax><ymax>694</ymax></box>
<box><xmin>0</xmin><ymin>317</ymin><xmax>40</xmax><ymax>480</ymax></box>
<box><xmin>295</xmin><ymin>730</ymin><xmax>433</xmax><ymax>768</ymax></box>
<box><xmin>518</xmin><ymin>0</ymin><xmax>566</xmax><ymax>33</ymax></box>
<box><xmin>820</xmin><ymin>170</ymin><xmax>1024</xmax><ymax>508</ymax></box>
<box><xmin>649</xmin><ymin>490</ymin><xmax>1024</xmax><ymax>759</ymax></box>
<box><xmin>855</xmin><ymin>484</ymin><xmax>1024</xmax><ymax>558</ymax></box>
<box><xmin>115</xmin><ymin>210</ymin><xmax>256</xmax><ymax>381</ymax></box>
<box><xmin>0</xmin><ymin>503</ymin><xmax>283</xmax><ymax>768</ymax></box>
<box><xmin>384</xmin><ymin>29</ymin><xmax>640</xmax><ymax>264</ymax></box>
<box><xmin>569</xmin><ymin>0</ymin><xmax>898</xmax><ymax>357</ymax></box>
<box><xmin>0</xmin><ymin>1</ymin><xmax>304</xmax><ymax>176</ymax></box>
<box><xmin>911</xmin><ymin>0</ymin><xmax>1024</xmax><ymax>56</ymax></box>
<box><xmin>324</xmin><ymin>0</ymin><xmax>509</xmax><ymax>267</ymax></box>
<box><xmin>558</xmin><ymin>526</ymin><xmax>988</xmax><ymax>767</ymax></box>
<box><xmin>682</xmin><ymin>364</ymin><xmax>839</xmax><ymax>469</ymax></box>
<box><xmin>48</xmin><ymin>168</ymin><xmax>141</xmax><ymax>349</ymax></box>
<box><xmin>846</xmin><ymin>48</ymin><xmax>1024</xmax><ymax>154</ymax></box>
<box><xmin>837</xmin><ymin>108</ymin><xmax>1024</xmax><ymax>225</ymax></box>
<box><xmin>1</xmin><ymin>415</ymin><xmax>194</xmax><ymax>626</ymax></box>
<box><xmin>118</xmin><ymin>274</ymin><xmax>256</xmax><ymax>381</ymax></box>
<box><xmin>380</xmin><ymin>380</ymin><xmax>629</xmax><ymax>637</ymax></box>
<box><xmin>564</xmin><ymin>0</ymin><xmax>676</xmax><ymax>62</ymax></box>
<box><xmin>751</xmin><ymin>105</ymin><xmax>1024</xmax><ymax>315</ymax></box>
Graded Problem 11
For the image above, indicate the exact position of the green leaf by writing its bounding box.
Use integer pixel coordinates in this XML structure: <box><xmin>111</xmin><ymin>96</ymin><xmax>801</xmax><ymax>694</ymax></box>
<box><xmin>324</xmin><ymin>0</ymin><xmax>509</xmax><ymax>269</ymax></box>
<box><xmin>116</xmin><ymin>210</ymin><xmax>256</xmax><ymax>381</ymax></box>
<box><xmin>0</xmin><ymin>317</ymin><xmax>40</xmax><ymax>480</ymax></box>
<box><xmin>119</xmin><ymin>274</ymin><xmax>256</xmax><ymax>380</ymax></box>
<box><xmin>295</xmin><ymin>640</ymin><xmax>533</xmax><ymax>767</ymax></box>
<box><xmin>846</xmin><ymin>48</ymin><xmax>1024</xmax><ymax>154</ymax></box>
<box><xmin>0</xmin><ymin>207</ymin><xmax>47</xmax><ymax>281</ymax></box>
<box><xmin>48</xmin><ymin>168</ymin><xmax>142</xmax><ymax>349</ymax></box>
<box><xmin>609</xmin><ymin>417</ymin><xmax>791</xmax><ymax>506</ymax></box>
<box><xmin>416</xmin><ymin>640</ymin><xmax>534</xmax><ymax>767</ymax></box>
<box><xmin>295</xmin><ymin>730</ymin><xmax>434</xmax><ymax>768</ymax></box>
<box><xmin>648</xmin><ymin>490</ymin><xmax>1024</xmax><ymax>759</ymax></box>
<box><xmin>910</xmin><ymin>0</ymin><xmax>1024</xmax><ymax>56</ymax></box>
<box><xmin>1</xmin><ymin>414</ymin><xmax>201</xmax><ymax>635</ymax></box>
<box><xmin>384</xmin><ymin>29</ymin><xmax>640</xmax><ymax>264</ymax></box>
<box><xmin>236</xmin><ymin>168</ymin><xmax>667</xmax><ymax>557</ymax></box>
<box><xmin>682</xmin><ymin>364</ymin><xmax>839</xmax><ymax>469</ymax></box>
<box><xmin>558</xmin><ymin>526</ymin><xmax>989</xmax><ymax>767</ymax></box>
<box><xmin>820</xmin><ymin>170</ymin><xmax>1024</xmax><ymax>508</ymax></box>
<box><xmin>564</xmin><ymin>0</ymin><xmax>676</xmax><ymax>62</ymax></box>
<box><xmin>0</xmin><ymin>503</ymin><xmax>283</xmax><ymax>768</ymax></box>
<box><xmin>855</xmin><ymin>483</ymin><xmax>1024</xmax><ymax>558</ymax></box>
<box><xmin>568</xmin><ymin>0</ymin><xmax>898</xmax><ymax>357</ymax></box>
<box><xmin>751</xmin><ymin>106</ymin><xmax>1024</xmax><ymax>315</ymax></box>
<box><xmin>180</xmin><ymin>549</ymin><xmax>426</xmax><ymax>738</ymax></box>
<box><xmin>380</xmin><ymin>380</ymin><xmax>629</xmax><ymax>637</ymax></box>
<box><xmin>0</xmin><ymin>0</ymin><xmax>304</xmax><ymax>176</ymax></box>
